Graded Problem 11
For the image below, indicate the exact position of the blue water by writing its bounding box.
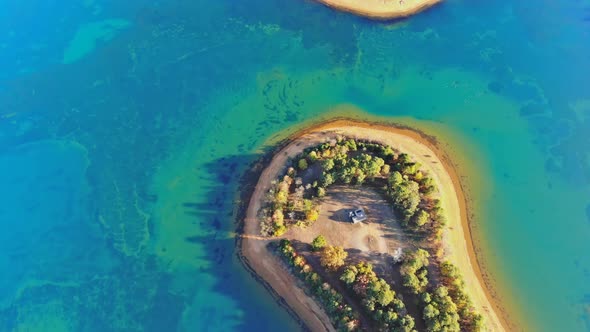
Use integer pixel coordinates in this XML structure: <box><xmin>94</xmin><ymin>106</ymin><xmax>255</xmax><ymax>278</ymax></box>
<box><xmin>1</xmin><ymin>0</ymin><xmax>589</xmax><ymax>331</ymax></box>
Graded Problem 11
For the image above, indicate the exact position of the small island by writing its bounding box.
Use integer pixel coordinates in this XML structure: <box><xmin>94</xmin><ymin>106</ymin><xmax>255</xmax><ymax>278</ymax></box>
<box><xmin>313</xmin><ymin>0</ymin><xmax>441</xmax><ymax>20</ymax></box>
<box><xmin>239</xmin><ymin>120</ymin><xmax>505</xmax><ymax>331</ymax></box>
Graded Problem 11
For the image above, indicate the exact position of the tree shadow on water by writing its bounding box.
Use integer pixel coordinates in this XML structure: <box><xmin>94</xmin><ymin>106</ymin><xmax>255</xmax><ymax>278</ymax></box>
<box><xmin>178</xmin><ymin>150</ymin><xmax>304</xmax><ymax>331</ymax></box>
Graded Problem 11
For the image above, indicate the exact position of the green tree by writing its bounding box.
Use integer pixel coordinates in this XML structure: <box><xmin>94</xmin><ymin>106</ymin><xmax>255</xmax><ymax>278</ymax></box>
<box><xmin>411</xmin><ymin>209</ymin><xmax>430</xmax><ymax>228</ymax></box>
<box><xmin>311</xmin><ymin>235</ymin><xmax>327</xmax><ymax>251</ymax></box>
<box><xmin>388</xmin><ymin>178</ymin><xmax>420</xmax><ymax>219</ymax></box>
<box><xmin>368</xmin><ymin>278</ymin><xmax>395</xmax><ymax>306</ymax></box>
<box><xmin>401</xmin><ymin>249</ymin><xmax>430</xmax><ymax>293</ymax></box>
<box><xmin>388</xmin><ymin>171</ymin><xmax>404</xmax><ymax>186</ymax></box>
<box><xmin>322</xmin><ymin>158</ymin><xmax>335</xmax><ymax>171</ymax></box>
<box><xmin>308</xmin><ymin>150</ymin><xmax>319</xmax><ymax>161</ymax></box>
<box><xmin>298</xmin><ymin>158</ymin><xmax>308</xmax><ymax>170</ymax></box>
<box><xmin>321</xmin><ymin>172</ymin><xmax>334</xmax><ymax>186</ymax></box>
<box><xmin>320</xmin><ymin>245</ymin><xmax>348</xmax><ymax>271</ymax></box>
<box><xmin>340</xmin><ymin>265</ymin><xmax>358</xmax><ymax>284</ymax></box>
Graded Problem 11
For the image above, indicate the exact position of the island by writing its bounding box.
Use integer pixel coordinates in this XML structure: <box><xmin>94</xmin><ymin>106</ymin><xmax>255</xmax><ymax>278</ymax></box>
<box><xmin>238</xmin><ymin>119</ymin><xmax>506</xmax><ymax>331</ymax></box>
<box><xmin>313</xmin><ymin>0</ymin><xmax>441</xmax><ymax>20</ymax></box>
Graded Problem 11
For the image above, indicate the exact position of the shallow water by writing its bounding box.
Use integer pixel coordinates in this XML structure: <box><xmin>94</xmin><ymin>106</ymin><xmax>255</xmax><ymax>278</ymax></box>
<box><xmin>1</xmin><ymin>0</ymin><xmax>589</xmax><ymax>331</ymax></box>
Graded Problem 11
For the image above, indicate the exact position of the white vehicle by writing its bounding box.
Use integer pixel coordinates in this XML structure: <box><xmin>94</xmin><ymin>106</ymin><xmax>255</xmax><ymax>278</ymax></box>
<box><xmin>348</xmin><ymin>208</ymin><xmax>367</xmax><ymax>223</ymax></box>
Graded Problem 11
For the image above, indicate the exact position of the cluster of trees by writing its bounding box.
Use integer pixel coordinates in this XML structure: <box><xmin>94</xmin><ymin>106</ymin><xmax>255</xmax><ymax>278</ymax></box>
<box><xmin>399</xmin><ymin>250</ymin><xmax>484</xmax><ymax>332</ymax></box>
<box><xmin>421</xmin><ymin>286</ymin><xmax>461</xmax><ymax>332</ymax></box>
<box><xmin>340</xmin><ymin>262</ymin><xmax>416</xmax><ymax>332</ymax></box>
<box><xmin>387</xmin><ymin>171</ymin><xmax>421</xmax><ymax>224</ymax></box>
<box><xmin>439</xmin><ymin>261</ymin><xmax>484</xmax><ymax>331</ymax></box>
<box><xmin>262</xmin><ymin>170</ymin><xmax>320</xmax><ymax>236</ymax></box>
<box><xmin>277</xmin><ymin>239</ymin><xmax>359</xmax><ymax>331</ymax></box>
<box><xmin>385</xmin><ymin>173</ymin><xmax>447</xmax><ymax>245</ymax></box>
<box><xmin>263</xmin><ymin>136</ymin><xmax>445</xmax><ymax>239</ymax></box>
<box><xmin>319</xmin><ymin>150</ymin><xmax>388</xmax><ymax>187</ymax></box>
<box><xmin>263</xmin><ymin>137</ymin><xmax>487</xmax><ymax>330</ymax></box>
<box><xmin>400</xmin><ymin>249</ymin><xmax>430</xmax><ymax>294</ymax></box>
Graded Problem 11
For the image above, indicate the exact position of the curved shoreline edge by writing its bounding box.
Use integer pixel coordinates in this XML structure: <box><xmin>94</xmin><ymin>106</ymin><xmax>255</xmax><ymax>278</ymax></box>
<box><xmin>235</xmin><ymin>118</ymin><xmax>511</xmax><ymax>331</ymax></box>
<box><xmin>313</xmin><ymin>0</ymin><xmax>441</xmax><ymax>20</ymax></box>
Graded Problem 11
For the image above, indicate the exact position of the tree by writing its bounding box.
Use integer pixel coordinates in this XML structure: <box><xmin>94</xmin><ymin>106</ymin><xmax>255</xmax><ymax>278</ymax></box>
<box><xmin>397</xmin><ymin>153</ymin><xmax>411</xmax><ymax>165</ymax></box>
<box><xmin>272</xmin><ymin>208</ymin><xmax>284</xmax><ymax>226</ymax></box>
<box><xmin>320</xmin><ymin>245</ymin><xmax>348</xmax><ymax>271</ymax></box>
<box><xmin>322</xmin><ymin>158</ymin><xmax>335</xmax><ymax>171</ymax></box>
<box><xmin>411</xmin><ymin>209</ymin><xmax>430</xmax><ymax>228</ymax></box>
<box><xmin>388</xmin><ymin>178</ymin><xmax>420</xmax><ymax>220</ymax></box>
<box><xmin>401</xmin><ymin>249</ymin><xmax>430</xmax><ymax>293</ymax></box>
<box><xmin>311</xmin><ymin>235</ymin><xmax>328</xmax><ymax>252</ymax></box>
<box><xmin>368</xmin><ymin>278</ymin><xmax>395</xmax><ymax>307</ymax></box>
<box><xmin>308</xmin><ymin>150</ymin><xmax>319</xmax><ymax>161</ymax></box>
<box><xmin>306</xmin><ymin>209</ymin><xmax>320</xmax><ymax>222</ymax></box>
<box><xmin>321</xmin><ymin>172</ymin><xmax>334</xmax><ymax>186</ymax></box>
<box><xmin>298</xmin><ymin>158</ymin><xmax>308</xmax><ymax>170</ymax></box>
<box><xmin>388</xmin><ymin>171</ymin><xmax>404</xmax><ymax>186</ymax></box>
<box><xmin>340</xmin><ymin>265</ymin><xmax>358</xmax><ymax>284</ymax></box>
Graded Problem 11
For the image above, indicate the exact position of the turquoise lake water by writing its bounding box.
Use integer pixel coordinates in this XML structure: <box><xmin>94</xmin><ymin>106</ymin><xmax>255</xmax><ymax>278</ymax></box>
<box><xmin>1</xmin><ymin>0</ymin><xmax>589</xmax><ymax>331</ymax></box>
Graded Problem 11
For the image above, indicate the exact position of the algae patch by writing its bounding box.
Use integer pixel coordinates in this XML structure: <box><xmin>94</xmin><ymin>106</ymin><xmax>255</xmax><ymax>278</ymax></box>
<box><xmin>62</xmin><ymin>19</ymin><xmax>130</xmax><ymax>64</ymax></box>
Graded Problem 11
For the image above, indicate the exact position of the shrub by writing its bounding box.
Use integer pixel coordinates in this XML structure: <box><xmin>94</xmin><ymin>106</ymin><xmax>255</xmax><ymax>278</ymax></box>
<box><xmin>311</xmin><ymin>235</ymin><xmax>327</xmax><ymax>252</ymax></box>
<box><xmin>273</xmin><ymin>224</ymin><xmax>287</xmax><ymax>236</ymax></box>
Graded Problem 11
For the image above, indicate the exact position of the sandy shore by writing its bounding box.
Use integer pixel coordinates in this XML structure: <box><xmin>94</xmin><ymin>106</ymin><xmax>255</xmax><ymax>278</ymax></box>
<box><xmin>313</xmin><ymin>0</ymin><xmax>441</xmax><ymax>20</ymax></box>
<box><xmin>239</xmin><ymin>119</ymin><xmax>507</xmax><ymax>331</ymax></box>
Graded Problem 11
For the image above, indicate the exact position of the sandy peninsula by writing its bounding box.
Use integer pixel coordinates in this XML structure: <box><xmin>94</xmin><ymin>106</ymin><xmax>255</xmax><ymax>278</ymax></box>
<box><xmin>238</xmin><ymin>119</ymin><xmax>507</xmax><ymax>331</ymax></box>
<box><xmin>314</xmin><ymin>0</ymin><xmax>441</xmax><ymax>20</ymax></box>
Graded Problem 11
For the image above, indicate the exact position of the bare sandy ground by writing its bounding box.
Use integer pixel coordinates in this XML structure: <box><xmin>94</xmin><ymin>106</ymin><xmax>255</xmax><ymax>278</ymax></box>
<box><xmin>313</xmin><ymin>0</ymin><xmax>441</xmax><ymax>20</ymax></box>
<box><xmin>240</xmin><ymin>120</ymin><xmax>506</xmax><ymax>331</ymax></box>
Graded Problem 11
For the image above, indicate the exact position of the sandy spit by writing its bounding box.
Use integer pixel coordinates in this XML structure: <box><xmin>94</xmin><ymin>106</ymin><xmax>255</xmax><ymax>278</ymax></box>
<box><xmin>313</xmin><ymin>0</ymin><xmax>441</xmax><ymax>20</ymax></box>
<box><xmin>237</xmin><ymin>119</ymin><xmax>507</xmax><ymax>331</ymax></box>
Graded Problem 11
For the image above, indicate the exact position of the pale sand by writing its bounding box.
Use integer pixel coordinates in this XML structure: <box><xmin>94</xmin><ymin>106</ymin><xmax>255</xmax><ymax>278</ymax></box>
<box><xmin>240</xmin><ymin>120</ymin><xmax>506</xmax><ymax>331</ymax></box>
<box><xmin>313</xmin><ymin>0</ymin><xmax>441</xmax><ymax>20</ymax></box>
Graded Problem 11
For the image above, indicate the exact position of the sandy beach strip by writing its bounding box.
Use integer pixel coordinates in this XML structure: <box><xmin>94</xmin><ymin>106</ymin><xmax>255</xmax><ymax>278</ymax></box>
<box><xmin>313</xmin><ymin>0</ymin><xmax>441</xmax><ymax>20</ymax></box>
<box><xmin>238</xmin><ymin>119</ymin><xmax>507</xmax><ymax>331</ymax></box>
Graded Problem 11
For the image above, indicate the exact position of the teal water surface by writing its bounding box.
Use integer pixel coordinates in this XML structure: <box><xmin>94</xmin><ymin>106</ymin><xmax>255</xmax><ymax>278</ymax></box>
<box><xmin>1</xmin><ymin>0</ymin><xmax>589</xmax><ymax>331</ymax></box>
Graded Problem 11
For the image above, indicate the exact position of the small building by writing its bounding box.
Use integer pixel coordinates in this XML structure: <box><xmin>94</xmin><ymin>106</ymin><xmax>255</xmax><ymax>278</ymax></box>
<box><xmin>348</xmin><ymin>208</ymin><xmax>367</xmax><ymax>223</ymax></box>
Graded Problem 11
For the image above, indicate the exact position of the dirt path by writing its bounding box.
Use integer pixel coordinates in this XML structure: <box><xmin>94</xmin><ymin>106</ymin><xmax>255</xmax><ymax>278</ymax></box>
<box><xmin>240</xmin><ymin>120</ymin><xmax>506</xmax><ymax>331</ymax></box>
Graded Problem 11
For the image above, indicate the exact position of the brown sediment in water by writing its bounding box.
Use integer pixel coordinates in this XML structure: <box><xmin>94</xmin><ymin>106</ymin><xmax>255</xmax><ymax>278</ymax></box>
<box><xmin>313</xmin><ymin>0</ymin><xmax>441</xmax><ymax>20</ymax></box>
<box><xmin>235</xmin><ymin>117</ymin><xmax>514</xmax><ymax>331</ymax></box>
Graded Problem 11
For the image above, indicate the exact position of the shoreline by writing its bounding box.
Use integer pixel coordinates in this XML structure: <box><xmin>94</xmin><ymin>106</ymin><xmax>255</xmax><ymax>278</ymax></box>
<box><xmin>313</xmin><ymin>0</ymin><xmax>441</xmax><ymax>20</ymax></box>
<box><xmin>236</xmin><ymin>118</ymin><xmax>510</xmax><ymax>331</ymax></box>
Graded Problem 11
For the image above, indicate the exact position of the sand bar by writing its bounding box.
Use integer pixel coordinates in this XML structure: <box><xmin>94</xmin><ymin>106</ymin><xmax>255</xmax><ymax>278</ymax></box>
<box><xmin>314</xmin><ymin>0</ymin><xmax>441</xmax><ymax>20</ymax></box>
<box><xmin>238</xmin><ymin>119</ymin><xmax>507</xmax><ymax>331</ymax></box>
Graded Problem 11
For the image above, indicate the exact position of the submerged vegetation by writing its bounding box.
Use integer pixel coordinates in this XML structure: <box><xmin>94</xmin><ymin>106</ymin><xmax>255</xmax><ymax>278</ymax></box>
<box><xmin>260</xmin><ymin>136</ymin><xmax>484</xmax><ymax>331</ymax></box>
